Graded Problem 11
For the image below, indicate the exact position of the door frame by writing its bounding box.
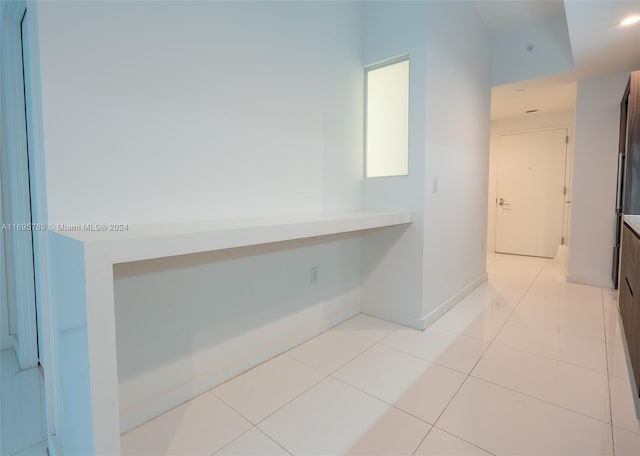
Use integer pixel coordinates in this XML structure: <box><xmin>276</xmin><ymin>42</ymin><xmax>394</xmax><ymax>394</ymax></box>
<box><xmin>494</xmin><ymin>126</ymin><xmax>570</xmax><ymax>257</ymax></box>
<box><xmin>0</xmin><ymin>156</ymin><xmax>12</xmax><ymax>351</ymax></box>
<box><xmin>1</xmin><ymin>0</ymin><xmax>56</xmax><ymax>447</ymax></box>
<box><xmin>1</xmin><ymin>0</ymin><xmax>38</xmax><ymax>368</ymax></box>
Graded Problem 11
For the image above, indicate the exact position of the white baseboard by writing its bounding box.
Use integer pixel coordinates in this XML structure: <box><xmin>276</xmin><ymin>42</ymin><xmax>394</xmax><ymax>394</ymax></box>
<box><xmin>566</xmin><ymin>273</ymin><xmax>613</xmax><ymax>289</ymax></box>
<box><xmin>119</xmin><ymin>291</ymin><xmax>360</xmax><ymax>434</ymax></box>
<box><xmin>362</xmin><ymin>272</ymin><xmax>488</xmax><ymax>331</ymax></box>
<box><xmin>419</xmin><ymin>272</ymin><xmax>488</xmax><ymax>330</ymax></box>
<box><xmin>361</xmin><ymin>307</ymin><xmax>425</xmax><ymax>330</ymax></box>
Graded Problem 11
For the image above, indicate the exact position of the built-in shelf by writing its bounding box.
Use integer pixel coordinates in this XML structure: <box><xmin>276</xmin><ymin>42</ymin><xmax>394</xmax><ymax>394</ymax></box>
<box><xmin>47</xmin><ymin>210</ymin><xmax>411</xmax><ymax>453</ymax></box>
<box><xmin>58</xmin><ymin>211</ymin><xmax>411</xmax><ymax>263</ymax></box>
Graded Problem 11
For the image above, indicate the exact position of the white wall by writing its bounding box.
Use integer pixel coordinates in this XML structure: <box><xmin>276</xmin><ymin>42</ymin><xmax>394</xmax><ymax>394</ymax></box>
<box><xmin>487</xmin><ymin>110</ymin><xmax>575</xmax><ymax>253</ymax></box>
<box><xmin>35</xmin><ymin>0</ymin><xmax>367</xmax><ymax>433</ymax></box>
<box><xmin>421</xmin><ymin>1</ymin><xmax>491</xmax><ymax>319</ymax></box>
<box><xmin>361</xmin><ymin>0</ymin><xmax>428</xmax><ymax>328</ymax></box>
<box><xmin>37</xmin><ymin>1</ymin><xmax>364</xmax><ymax>225</ymax></box>
<box><xmin>361</xmin><ymin>1</ymin><xmax>491</xmax><ymax>328</ymax></box>
<box><xmin>491</xmin><ymin>17</ymin><xmax>573</xmax><ymax>86</ymax></box>
<box><xmin>36</xmin><ymin>0</ymin><xmax>493</xmax><ymax>446</ymax></box>
<box><xmin>568</xmin><ymin>71</ymin><xmax>629</xmax><ymax>288</ymax></box>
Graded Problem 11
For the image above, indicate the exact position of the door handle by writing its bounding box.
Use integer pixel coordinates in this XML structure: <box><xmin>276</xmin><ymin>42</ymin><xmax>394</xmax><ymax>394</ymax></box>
<box><xmin>498</xmin><ymin>198</ymin><xmax>511</xmax><ymax>207</ymax></box>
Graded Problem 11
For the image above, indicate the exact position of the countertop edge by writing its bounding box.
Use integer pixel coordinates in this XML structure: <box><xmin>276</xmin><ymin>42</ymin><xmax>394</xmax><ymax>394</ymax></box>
<box><xmin>624</xmin><ymin>214</ymin><xmax>640</xmax><ymax>237</ymax></box>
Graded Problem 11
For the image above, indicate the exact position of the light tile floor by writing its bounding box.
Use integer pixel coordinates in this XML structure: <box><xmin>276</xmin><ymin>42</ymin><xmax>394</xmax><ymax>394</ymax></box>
<box><xmin>1</xmin><ymin>349</ymin><xmax>47</xmax><ymax>456</ymax></box>
<box><xmin>122</xmin><ymin>254</ymin><xmax>640</xmax><ymax>455</ymax></box>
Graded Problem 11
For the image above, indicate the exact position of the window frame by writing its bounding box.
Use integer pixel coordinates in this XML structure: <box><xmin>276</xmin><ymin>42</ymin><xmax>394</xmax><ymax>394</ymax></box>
<box><xmin>364</xmin><ymin>54</ymin><xmax>410</xmax><ymax>179</ymax></box>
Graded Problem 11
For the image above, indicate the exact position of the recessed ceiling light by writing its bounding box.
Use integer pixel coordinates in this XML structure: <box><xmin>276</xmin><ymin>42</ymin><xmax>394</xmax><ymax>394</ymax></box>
<box><xmin>620</xmin><ymin>15</ymin><xmax>640</xmax><ymax>26</ymax></box>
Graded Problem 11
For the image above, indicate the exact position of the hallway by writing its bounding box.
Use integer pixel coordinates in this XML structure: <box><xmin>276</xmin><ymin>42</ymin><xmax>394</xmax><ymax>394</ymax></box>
<box><xmin>122</xmin><ymin>254</ymin><xmax>640</xmax><ymax>455</ymax></box>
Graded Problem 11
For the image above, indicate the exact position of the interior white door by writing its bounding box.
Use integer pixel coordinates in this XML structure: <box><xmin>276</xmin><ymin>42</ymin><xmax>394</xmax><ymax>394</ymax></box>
<box><xmin>495</xmin><ymin>128</ymin><xmax>568</xmax><ymax>258</ymax></box>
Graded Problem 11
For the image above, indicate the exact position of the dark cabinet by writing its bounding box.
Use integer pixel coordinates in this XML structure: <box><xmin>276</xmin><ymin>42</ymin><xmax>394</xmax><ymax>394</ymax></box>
<box><xmin>619</xmin><ymin>222</ymin><xmax>640</xmax><ymax>396</ymax></box>
<box><xmin>613</xmin><ymin>71</ymin><xmax>640</xmax><ymax>288</ymax></box>
<box><xmin>615</xmin><ymin>71</ymin><xmax>640</xmax><ymax>396</ymax></box>
<box><xmin>623</xmin><ymin>72</ymin><xmax>640</xmax><ymax>215</ymax></box>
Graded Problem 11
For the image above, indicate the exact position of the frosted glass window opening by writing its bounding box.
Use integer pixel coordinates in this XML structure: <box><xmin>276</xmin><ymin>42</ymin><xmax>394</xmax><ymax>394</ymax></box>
<box><xmin>365</xmin><ymin>57</ymin><xmax>409</xmax><ymax>178</ymax></box>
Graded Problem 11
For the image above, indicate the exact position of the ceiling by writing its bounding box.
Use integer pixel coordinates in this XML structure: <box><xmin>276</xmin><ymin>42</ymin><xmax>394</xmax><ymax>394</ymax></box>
<box><xmin>474</xmin><ymin>0</ymin><xmax>566</xmax><ymax>33</ymax></box>
<box><xmin>475</xmin><ymin>0</ymin><xmax>640</xmax><ymax>120</ymax></box>
<box><xmin>564</xmin><ymin>0</ymin><xmax>640</xmax><ymax>78</ymax></box>
<box><xmin>491</xmin><ymin>74</ymin><xmax>577</xmax><ymax>120</ymax></box>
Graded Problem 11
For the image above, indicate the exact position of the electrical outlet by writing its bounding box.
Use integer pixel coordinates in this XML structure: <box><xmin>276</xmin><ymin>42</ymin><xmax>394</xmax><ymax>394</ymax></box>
<box><xmin>311</xmin><ymin>266</ymin><xmax>319</xmax><ymax>285</ymax></box>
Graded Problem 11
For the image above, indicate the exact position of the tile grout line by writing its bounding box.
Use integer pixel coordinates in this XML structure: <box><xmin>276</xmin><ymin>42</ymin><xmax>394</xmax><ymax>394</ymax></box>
<box><xmin>285</xmin><ymin>334</ymin><xmax>377</xmax><ymax>379</ymax></box>
<box><xmin>490</xmin><ymin>337</ymin><xmax>609</xmax><ymax>375</ymax></box>
<box><xmin>208</xmin><ymin>258</ymin><xmax>559</xmax><ymax>449</ymax></box>
<box><xmin>476</xmin><ymin>258</ymin><xmax>613</xmax><ymax>379</ymax></box>
<box><xmin>326</xmin><ymin>329</ymin><xmax>495</xmax><ymax>453</ymax></box>
<box><xmin>410</xmin><ymin>424</ymin><xmax>434</xmax><ymax>456</ymax></box>
<box><xmin>351</xmin><ymin>259</ymin><xmax>616</xmax><ymax>454</ymax></box>
<box><xmin>256</xmin><ymin>427</ymin><xmax>294</xmax><ymax>456</ymax></box>
<box><xmin>467</xmin><ymin>374</ymin><xmax>613</xmax><ymax>425</ymax></box>
<box><xmin>132</xmin><ymin>336</ymin><xmax>336</xmax><ymax>453</ymax></box>
<box><xmin>209</xmin><ymin>327</ymin><xmax>398</xmax><ymax>455</ymax></box>
<box><xmin>217</xmin><ymin>360</ymin><xmax>326</xmax><ymax>425</ymax></box>
<box><xmin>207</xmin><ymin>324</ymin><xmax>404</xmax><ymax>454</ymax></box>
<box><xmin>481</xmin><ymin>263</ymin><xmax>622</xmax><ymax>452</ymax></box>
<box><xmin>327</xmin><ymin>374</ymin><xmax>434</xmax><ymax>427</ymax></box>
<box><xmin>476</xmin><ymin>259</ymin><xmax>616</xmax><ymax>428</ymax></box>
<box><xmin>250</xmin><ymin>344</ymin><xmax>435</xmax><ymax>455</ymax></box>
<box><xmin>601</xmin><ymin>287</ymin><xmax>616</xmax><ymax>455</ymax></box>
<box><xmin>411</xmin><ymin>372</ymin><xmax>470</xmax><ymax>454</ymax></box>
<box><xmin>423</xmin><ymin>257</ymin><xmax>550</xmax><ymax>453</ymax></box>
<box><xmin>377</xmin><ymin>334</ymin><xmax>492</xmax><ymax>377</ymax></box>
<box><xmin>209</xmin><ymin>357</ymin><xmax>328</xmax><ymax>451</ymax></box>
<box><xmin>323</xmin><ymin>372</ymin><xmax>492</xmax><ymax>456</ymax></box>
<box><xmin>466</xmin><ymin>257</ymin><xmax>549</xmax><ymax>374</ymax></box>
<box><xmin>430</xmin><ymin>426</ymin><xmax>498</xmax><ymax>456</ymax></box>
<box><xmin>207</xmin><ymin>426</ymin><xmax>253</xmax><ymax>456</ymax></box>
<box><xmin>241</xmin><ymin>336</ymin><xmax>379</xmax><ymax>429</ymax></box>
<box><xmin>208</xmin><ymin>425</ymin><xmax>293</xmax><ymax>456</ymax></box>
<box><xmin>467</xmin><ymin>259</ymin><xmax>621</xmax><ymax>451</ymax></box>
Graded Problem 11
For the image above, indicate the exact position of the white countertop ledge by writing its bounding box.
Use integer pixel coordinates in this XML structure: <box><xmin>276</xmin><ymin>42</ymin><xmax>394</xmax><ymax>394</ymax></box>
<box><xmin>52</xmin><ymin>211</ymin><xmax>412</xmax><ymax>264</ymax></box>
<box><xmin>625</xmin><ymin>214</ymin><xmax>640</xmax><ymax>237</ymax></box>
<box><xmin>47</xmin><ymin>210</ymin><xmax>412</xmax><ymax>452</ymax></box>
